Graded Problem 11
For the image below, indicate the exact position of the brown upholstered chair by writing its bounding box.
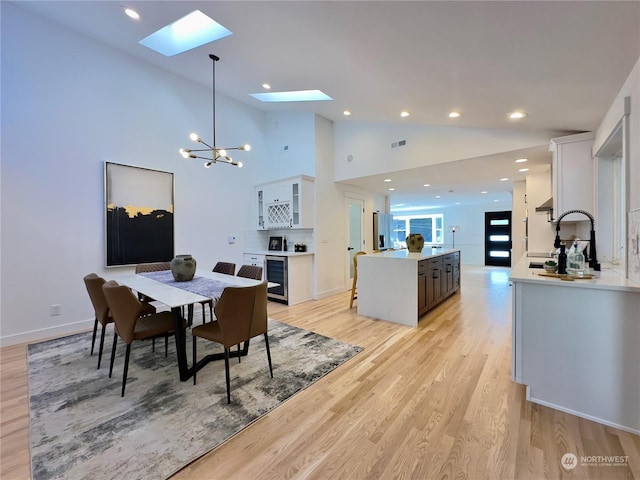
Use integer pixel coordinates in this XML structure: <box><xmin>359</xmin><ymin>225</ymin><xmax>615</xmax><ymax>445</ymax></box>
<box><xmin>102</xmin><ymin>280</ymin><xmax>181</xmax><ymax>397</ymax></box>
<box><xmin>135</xmin><ymin>262</ymin><xmax>171</xmax><ymax>274</ymax></box>
<box><xmin>236</xmin><ymin>264</ymin><xmax>263</xmax><ymax>280</ymax></box>
<box><xmin>349</xmin><ymin>251</ymin><xmax>366</xmax><ymax>308</ymax></box>
<box><xmin>213</xmin><ymin>261</ymin><xmax>236</xmax><ymax>275</ymax></box>
<box><xmin>83</xmin><ymin>273</ymin><xmax>156</xmax><ymax>369</ymax></box>
<box><xmin>199</xmin><ymin>262</ymin><xmax>237</xmax><ymax>324</ymax></box>
<box><xmin>192</xmin><ymin>282</ymin><xmax>273</xmax><ymax>403</ymax></box>
<box><xmin>134</xmin><ymin>262</ymin><xmax>171</xmax><ymax>303</ymax></box>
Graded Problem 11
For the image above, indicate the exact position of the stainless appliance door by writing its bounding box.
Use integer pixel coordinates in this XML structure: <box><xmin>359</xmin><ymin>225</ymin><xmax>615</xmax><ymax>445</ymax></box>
<box><xmin>266</xmin><ymin>256</ymin><xmax>288</xmax><ymax>303</ymax></box>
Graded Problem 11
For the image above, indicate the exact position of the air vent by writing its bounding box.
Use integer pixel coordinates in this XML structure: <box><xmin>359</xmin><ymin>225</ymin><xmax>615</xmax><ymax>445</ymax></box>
<box><xmin>391</xmin><ymin>140</ymin><xmax>407</xmax><ymax>149</ymax></box>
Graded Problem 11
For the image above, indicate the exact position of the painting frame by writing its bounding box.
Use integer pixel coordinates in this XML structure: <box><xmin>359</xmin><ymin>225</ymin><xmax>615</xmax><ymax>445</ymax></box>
<box><xmin>104</xmin><ymin>162</ymin><xmax>175</xmax><ymax>267</ymax></box>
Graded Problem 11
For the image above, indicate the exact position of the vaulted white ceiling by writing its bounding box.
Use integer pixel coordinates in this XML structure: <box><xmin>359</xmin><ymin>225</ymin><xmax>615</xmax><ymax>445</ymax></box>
<box><xmin>12</xmin><ymin>0</ymin><xmax>640</xmax><ymax>207</ymax></box>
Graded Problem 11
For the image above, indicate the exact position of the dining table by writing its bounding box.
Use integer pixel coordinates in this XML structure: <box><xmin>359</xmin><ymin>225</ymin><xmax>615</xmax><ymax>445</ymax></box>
<box><xmin>112</xmin><ymin>269</ymin><xmax>275</xmax><ymax>382</ymax></box>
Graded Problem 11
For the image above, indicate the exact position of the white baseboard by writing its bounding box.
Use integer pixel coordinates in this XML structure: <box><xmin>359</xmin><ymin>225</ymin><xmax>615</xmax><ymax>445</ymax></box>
<box><xmin>0</xmin><ymin>318</ymin><xmax>94</xmax><ymax>348</ymax></box>
<box><xmin>314</xmin><ymin>286</ymin><xmax>347</xmax><ymax>300</ymax></box>
<box><xmin>527</xmin><ymin>392</ymin><xmax>640</xmax><ymax>436</ymax></box>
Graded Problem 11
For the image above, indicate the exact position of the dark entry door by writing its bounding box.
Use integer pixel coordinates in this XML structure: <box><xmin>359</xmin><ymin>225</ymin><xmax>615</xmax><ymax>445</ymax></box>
<box><xmin>485</xmin><ymin>211</ymin><xmax>512</xmax><ymax>266</ymax></box>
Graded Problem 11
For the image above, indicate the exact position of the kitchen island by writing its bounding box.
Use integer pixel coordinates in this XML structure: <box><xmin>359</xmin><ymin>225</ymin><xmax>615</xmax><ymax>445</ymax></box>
<box><xmin>511</xmin><ymin>254</ymin><xmax>640</xmax><ymax>434</ymax></box>
<box><xmin>357</xmin><ymin>248</ymin><xmax>460</xmax><ymax>327</ymax></box>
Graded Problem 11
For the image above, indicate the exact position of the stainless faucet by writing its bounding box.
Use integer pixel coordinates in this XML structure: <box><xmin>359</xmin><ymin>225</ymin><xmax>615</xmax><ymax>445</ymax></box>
<box><xmin>553</xmin><ymin>209</ymin><xmax>601</xmax><ymax>272</ymax></box>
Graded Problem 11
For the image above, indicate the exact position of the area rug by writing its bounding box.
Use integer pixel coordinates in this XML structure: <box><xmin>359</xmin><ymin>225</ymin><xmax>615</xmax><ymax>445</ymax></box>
<box><xmin>28</xmin><ymin>320</ymin><xmax>362</xmax><ymax>480</ymax></box>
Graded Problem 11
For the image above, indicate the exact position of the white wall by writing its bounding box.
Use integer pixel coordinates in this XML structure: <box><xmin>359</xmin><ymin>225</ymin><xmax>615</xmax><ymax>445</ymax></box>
<box><xmin>595</xmin><ymin>57</ymin><xmax>640</xmax><ymax>212</ymax></box>
<box><xmin>512</xmin><ymin>180</ymin><xmax>527</xmax><ymax>261</ymax></box>
<box><xmin>0</xmin><ymin>4</ymin><xmax>267</xmax><ymax>345</ymax></box>
<box><xmin>333</xmin><ymin>122</ymin><xmax>564</xmax><ymax>181</ymax></box>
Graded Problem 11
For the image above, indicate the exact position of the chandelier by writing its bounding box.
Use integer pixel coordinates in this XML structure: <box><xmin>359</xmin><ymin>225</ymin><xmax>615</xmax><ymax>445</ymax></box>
<box><xmin>179</xmin><ymin>54</ymin><xmax>250</xmax><ymax>168</ymax></box>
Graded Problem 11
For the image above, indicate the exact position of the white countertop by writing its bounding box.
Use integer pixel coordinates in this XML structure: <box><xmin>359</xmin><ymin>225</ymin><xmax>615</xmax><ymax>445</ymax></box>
<box><xmin>510</xmin><ymin>254</ymin><xmax>640</xmax><ymax>293</ymax></box>
<box><xmin>366</xmin><ymin>248</ymin><xmax>459</xmax><ymax>261</ymax></box>
<box><xmin>245</xmin><ymin>250</ymin><xmax>314</xmax><ymax>257</ymax></box>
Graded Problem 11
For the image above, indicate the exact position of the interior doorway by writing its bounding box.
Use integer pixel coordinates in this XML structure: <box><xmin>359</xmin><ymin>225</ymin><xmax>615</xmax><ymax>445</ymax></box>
<box><xmin>345</xmin><ymin>196</ymin><xmax>365</xmax><ymax>289</ymax></box>
<box><xmin>485</xmin><ymin>211</ymin><xmax>512</xmax><ymax>266</ymax></box>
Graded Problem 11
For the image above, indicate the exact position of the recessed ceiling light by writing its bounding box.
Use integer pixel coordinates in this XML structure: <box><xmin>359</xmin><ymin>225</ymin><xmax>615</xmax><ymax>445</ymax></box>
<box><xmin>481</xmin><ymin>191</ymin><xmax>488</xmax><ymax>194</ymax></box>
<box><xmin>494</xmin><ymin>199</ymin><xmax>499</xmax><ymax>202</ymax></box>
<box><xmin>455</xmin><ymin>202</ymin><xmax>461</xmax><ymax>205</ymax></box>
<box><xmin>383</xmin><ymin>178</ymin><xmax>392</xmax><ymax>182</ymax></box>
<box><xmin>423</xmin><ymin>183</ymin><xmax>430</xmax><ymax>187</ymax></box>
<box><xmin>435</xmin><ymin>195</ymin><xmax>441</xmax><ymax>198</ymax></box>
<box><xmin>515</xmin><ymin>158</ymin><xmax>528</xmax><ymax>163</ymax></box>
<box><xmin>124</xmin><ymin>7</ymin><xmax>140</xmax><ymax>20</ymax></box>
<box><xmin>509</xmin><ymin>111</ymin><xmax>527</xmax><ymax>120</ymax></box>
<box><xmin>400</xmin><ymin>111</ymin><xmax>410</xmax><ymax>118</ymax></box>
<box><xmin>518</xmin><ymin>168</ymin><xmax>529</xmax><ymax>172</ymax></box>
<box><xmin>343</xmin><ymin>110</ymin><xmax>352</xmax><ymax>116</ymax></box>
<box><xmin>448</xmin><ymin>111</ymin><xmax>462</xmax><ymax>118</ymax></box>
<box><xmin>249</xmin><ymin>90</ymin><xmax>332</xmax><ymax>102</ymax></box>
<box><xmin>388</xmin><ymin>188</ymin><xmax>395</xmax><ymax>191</ymax></box>
<box><xmin>262</xmin><ymin>83</ymin><xmax>271</xmax><ymax>90</ymax></box>
<box><xmin>500</xmin><ymin>178</ymin><xmax>509</xmax><ymax>181</ymax></box>
<box><xmin>139</xmin><ymin>10</ymin><xmax>232</xmax><ymax>56</ymax></box>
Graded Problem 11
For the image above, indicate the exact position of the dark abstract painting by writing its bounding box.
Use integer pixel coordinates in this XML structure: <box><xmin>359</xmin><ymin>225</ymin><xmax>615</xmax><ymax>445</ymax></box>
<box><xmin>105</xmin><ymin>162</ymin><xmax>174</xmax><ymax>266</ymax></box>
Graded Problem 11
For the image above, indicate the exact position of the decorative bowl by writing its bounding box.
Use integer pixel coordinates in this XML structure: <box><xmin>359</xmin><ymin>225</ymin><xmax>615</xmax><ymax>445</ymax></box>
<box><xmin>543</xmin><ymin>264</ymin><xmax>558</xmax><ymax>273</ymax></box>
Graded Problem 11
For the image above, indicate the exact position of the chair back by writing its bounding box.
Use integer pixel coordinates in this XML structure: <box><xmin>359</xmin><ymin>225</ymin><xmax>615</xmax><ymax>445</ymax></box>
<box><xmin>102</xmin><ymin>280</ymin><xmax>143</xmax><ymax>344</ymax></box>
<box><xmin>353</xmin><ymin>251</ymin><xmax>366</xmax><ymax>274</ymax></box>
<box><xmin>237</xmin><ymin>264</ymin><xmax>263</xmax><ymax>280</ymax></box>
<box><xmin>249</xmin><ymin>282</ymin><xmax>269</xmax><ymax>337</ymax></box>
<box><xmin>214</xmin><ymin>284</ymin><xmax>259</xmax><ymax>348</ymax></box>
<box><xmin>83</xmin><ymin>273</ymin><xmax>111</xmax><ymax>326</ymax></box>
<box><xmin>213</xmin><ymin>261</ymin><xmax>236</xmax><ymax>275</ymax></box>
<box><xmin>135</xmin><ymin>262</ymin><xmax>171</xmax><ymax>273</ymax></box>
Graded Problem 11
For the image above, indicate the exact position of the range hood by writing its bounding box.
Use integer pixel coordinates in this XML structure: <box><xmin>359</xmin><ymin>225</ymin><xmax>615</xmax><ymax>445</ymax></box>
<box><xmin>535</xmin><ymin>198</ymin><xmax>554</xmax><ymax>213</ymax></box>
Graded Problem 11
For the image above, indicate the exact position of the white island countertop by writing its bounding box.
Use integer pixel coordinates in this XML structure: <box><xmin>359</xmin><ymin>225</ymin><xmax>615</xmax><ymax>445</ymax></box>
<box><xmin>510</xmin><ymin>254</ymin><xmax>640</xmax><ymax>293</ymax></box>
<box><xmin>367</xmin><ymin>248</ymin><xmax>459</xmax><ymax>260</ymax></box>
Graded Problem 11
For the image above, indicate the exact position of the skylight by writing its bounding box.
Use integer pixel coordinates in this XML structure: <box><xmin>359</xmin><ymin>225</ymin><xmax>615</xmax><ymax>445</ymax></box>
<box><xmin>139</xmin><ymin>10</ymin><xmax>232</xmax><ymax>57</ymax></box>
<box><xmin>249</xmin><ymin>90</ymin><xmax>333</xmax><ymax>103</ymax></box>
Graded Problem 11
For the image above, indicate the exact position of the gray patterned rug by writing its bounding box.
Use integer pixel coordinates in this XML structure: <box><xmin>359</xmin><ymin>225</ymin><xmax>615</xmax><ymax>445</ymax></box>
<box><xmin>28</xmin><ymin>320</ymin><xmax>362</xmax><ymax>480</ymax></box>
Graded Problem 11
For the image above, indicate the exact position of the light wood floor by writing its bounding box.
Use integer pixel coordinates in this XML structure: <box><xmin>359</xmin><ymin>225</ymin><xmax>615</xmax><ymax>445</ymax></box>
<box><xmin>2</xmin><ymin>266</ymin><xmax>638</xmax><ymax>479</ymax></box>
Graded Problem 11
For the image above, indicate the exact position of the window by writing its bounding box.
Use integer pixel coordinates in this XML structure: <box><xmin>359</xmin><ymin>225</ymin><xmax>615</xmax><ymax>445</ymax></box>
<box><xmin>391</xmin><ymin>214</ymin><xmax>444</xmax><ymax>248</ymax></box>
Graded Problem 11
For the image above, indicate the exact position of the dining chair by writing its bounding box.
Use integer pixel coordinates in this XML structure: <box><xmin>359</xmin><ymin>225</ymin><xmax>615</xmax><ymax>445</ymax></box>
<box><xmin>102</xmin><ymin>280</ymin><xmax>181</xmax><ymax>397</ymax></box>
<box><xmin>236</xmin><ymin>264</ymin><xmax>263</xmax><ymax>280</ymax></box>
<box><xmin>199</xmin><ymin>262</ymin><xmax>237</xmax><ymax>324</ymax></box>
<box><xmin>192</xmin><ymin>282</ymin><xmax>273</xmax><ymax>403</ymax></box>
<box><xmin>213</xmin><ymin>261</ymin><xmax>236</xmax><ymax>275</ymax></box>
<box><xmin>349</xmin><ymin>251</ymin><xmax>366</xmax><ymax>308</ymax></box>
<box><xmin>134</xmin><ymin>262</ymin><xmax>171</xmax><ymax>302</ymax></box>
<box><xmin>83</xmin><ymin>273</ymin><xmax>156</xmax><ymax>369</ymax></box>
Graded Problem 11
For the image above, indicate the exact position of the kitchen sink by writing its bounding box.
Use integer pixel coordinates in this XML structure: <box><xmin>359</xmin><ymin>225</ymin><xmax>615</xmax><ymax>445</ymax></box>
<box><xmin>529</xmin><ymin>262</ymin><xmax>544</xmax><ymax>269</ymax></box>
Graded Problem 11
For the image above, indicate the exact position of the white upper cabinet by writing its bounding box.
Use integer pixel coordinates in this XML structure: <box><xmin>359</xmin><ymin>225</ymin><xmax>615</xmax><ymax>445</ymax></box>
<box><xmin>256</xmin><ymin>175</ymin><xmax>315</xmax><ymax>229</ymax></box>
<box><xmin>550</xmin><ymin>132</ymin><xmax>595</xmax><ymax>222</ymax></box>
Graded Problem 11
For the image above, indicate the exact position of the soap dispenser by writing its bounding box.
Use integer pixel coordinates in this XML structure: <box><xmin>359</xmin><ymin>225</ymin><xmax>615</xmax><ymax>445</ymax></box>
<box><xmin>557</xmin><ymin>245</ymin><xmax>567</xmax><ymax>274</ymax></box>
<box><xmin>567</xmin><ymin>243</ymin><xmax>585</xmax><ymax>276</ymax></box>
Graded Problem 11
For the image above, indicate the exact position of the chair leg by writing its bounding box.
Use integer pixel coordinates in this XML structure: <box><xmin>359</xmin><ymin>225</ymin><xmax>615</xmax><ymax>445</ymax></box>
<box><xmin>224</xmin><ymin>348</ymin><xmax>231</xmax><ymax>404</ymax></box>
<box><xmin>165</xmin><ymin>334</ymin><xmax>168</xmax><ymax>358</ymax></box>
<box><xmin>264</xmin><ymin>333</ymin><xmax>274</xmax><ymax>378</ymax></box>
<box><xmin>208</xmin><ymin>302</ymin><xmax>213</xmax><ymax>322</ymax></box>
<box><xmin>192</xmin><ymin>336</ymin><xmax>197</xmax><ymax>385</ymax></box>
<box><xmin>349</xmin><ymin>275</ymin><xmax>358</xmax><ymax>308</ymax></box>
<box><xmin>237</xmin><ymin>343</ymin><xmax>241</xmax><ymax>363</ymax></box>
<box><xmin>109</xmin><ymin>333</ymin><xmax>118</xmax><ymax>378</ymax></box>
<box><xmin>97</xmin><ymin>323</ymin><xmax>107</xmax><ymax>369</ymax></box>
<box><xmin>121</xmin><ymin>344</ymin><xmax>131</xmax><ymax>397</ymax></box>
<box><xmin>152</xmin><ymin>337</ymin><xmax>155</xmax><ymax>352</ymax></box>
<box><xmin>90</xmin><ymin>317</ymin><xmax>98</xmax><ymax>355</ymax></box>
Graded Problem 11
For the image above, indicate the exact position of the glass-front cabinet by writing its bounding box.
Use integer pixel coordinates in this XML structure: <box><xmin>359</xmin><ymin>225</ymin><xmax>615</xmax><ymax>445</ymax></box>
<box><xmin>256</xmin><ymin>175</ymin><xmax>315</xmax><ymax>230</ymax></box>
